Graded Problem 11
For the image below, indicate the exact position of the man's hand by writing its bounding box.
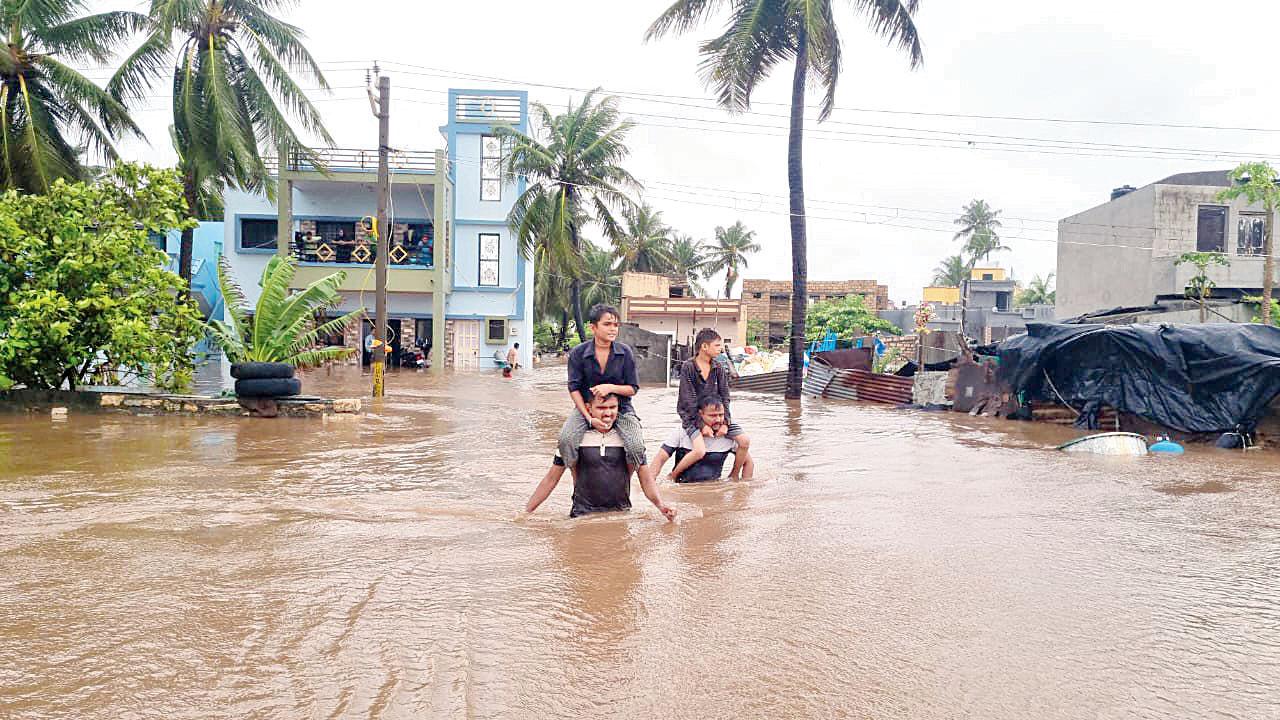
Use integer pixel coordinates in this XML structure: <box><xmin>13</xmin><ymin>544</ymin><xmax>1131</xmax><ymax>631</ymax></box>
<box><xmin>700</xmin><ymin>424</ymin><xmax>714</xmax><ymax>438</ymax></box>
<box><xmin>715</xmin><ymin>423</ymin><xmax>729</xmax><ymax>437</ymax></box>
<box><xmin>658</xmin><ymin>504</ymin><xmax>677</xmax><ymax>522</ymax></box>
<box><xmin>589</xmin><ymin>417</ymin><xmax>610</xmax><ymax>433</ymax></box>
<box><xmin>589</xmin><ymin>383</ymin><xmax>615</xmax><ymax>397</ymax></box>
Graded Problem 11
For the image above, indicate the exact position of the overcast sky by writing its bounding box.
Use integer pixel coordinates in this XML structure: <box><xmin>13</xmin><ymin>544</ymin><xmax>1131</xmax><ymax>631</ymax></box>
<box><xmin>91</xmin><ymin>0</ymin><xmax>1280</xmax><ymax>305</ymax></box>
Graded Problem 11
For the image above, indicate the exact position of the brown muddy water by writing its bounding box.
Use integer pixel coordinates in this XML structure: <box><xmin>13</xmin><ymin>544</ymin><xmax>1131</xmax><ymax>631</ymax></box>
<box><xmin>2</xmin><ymin>365</ymin><xmax>1279</xmax><ymax>719</ymax></box>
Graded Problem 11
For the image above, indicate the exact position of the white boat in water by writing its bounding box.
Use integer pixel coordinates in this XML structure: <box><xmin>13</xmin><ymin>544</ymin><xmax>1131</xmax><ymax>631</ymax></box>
<box><xmin>1057</xmin><ymin>432</ymin><xmax>1149</xmax><ymax>456</ymax></box>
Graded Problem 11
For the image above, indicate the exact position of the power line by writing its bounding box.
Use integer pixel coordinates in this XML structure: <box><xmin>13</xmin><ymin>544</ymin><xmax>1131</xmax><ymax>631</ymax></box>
<box><xmin>374</xmin><ymin>59</ymin><xmax>1280</xmax><ymax>135</ymax></box>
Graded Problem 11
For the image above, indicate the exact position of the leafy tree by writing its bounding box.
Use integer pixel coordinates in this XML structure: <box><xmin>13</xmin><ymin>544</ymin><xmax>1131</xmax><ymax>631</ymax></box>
<box><xmin>614</xmin><ymin>202</ymin><xmax>674</xmax><ymax>273</ymax></box>
<box><xmin>208</xmin><ymin>255</ymin><xmax>359</xmax><ymax>367</ymax></box>
<box><xmin>110</xmin><ymin>0</ymin><xmax>333</xmax><ymax>286</ymax></box>
<box><xmin>804</xmin><ymin>295</ymin><xmax>901</xmax><ymax>343</ymax></box>
<box><xmin>1175</xmin><ymin>252</ymin><xmax>1229</xmax><ymax>323</ymax></box>
<box><xmin>0</xmin><ymin>0</ymin><xmax>146</xmax><ymax>192</ymax></box>
<box><xmin>932</xmin><ymin>254</ymin><xmax>968</xmax><ymax>287</ymax></box>
<box><xmin>499</xmin><ymin>91</ymin><xmax>638</xmax><ymax>342</ymax></box>
<box><xmin>745</xmin><ymin>318</ymin><xmax>766</xmax><ymax>346</ymax></box>
<box><xmin>702</xmin><ymin>220</ymin><xmax>761</xmax><ymax>299</ymax></box>
<box><xmin>1218</xmin><ymin>162</ymin><xmax>1280</xmax><ymax>325</ymax></box>
<box><xmin>668</xmin><ymin>233</ymin><xmax>708</xmax><ymax>295</ymax></box>
<box><xmin>1017</xmin><ymin>273</ymin><xmax>1056</xmax><ymax>306</ymax></box>
<box><xmin>648</xmin><ymin>0</ymin><xmax>923</xmax><ymax>398</ymax></box>
<box><xmin>954</xmin><ymin>199</ymin><xmax>1006</xmax><ymax>265</ymax></box>
<box><xmin>0</xmin><ymin>164</ymin><xmax>203</xmax><ymax>391</ymax></box>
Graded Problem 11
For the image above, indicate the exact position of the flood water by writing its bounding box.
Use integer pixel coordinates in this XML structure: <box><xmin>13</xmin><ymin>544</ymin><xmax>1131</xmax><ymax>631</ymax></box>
<box><xmin>2</xmin><ymin>365</ymin><xmax>1279</xmax><ymax>719</ymax></box>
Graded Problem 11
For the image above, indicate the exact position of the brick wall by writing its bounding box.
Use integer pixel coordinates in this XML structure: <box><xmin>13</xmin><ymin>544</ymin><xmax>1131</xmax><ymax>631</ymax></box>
<box><xmin>741</xmin><ymin>279</ymin><xmax>892</xmax><ymax>337</ymax></box>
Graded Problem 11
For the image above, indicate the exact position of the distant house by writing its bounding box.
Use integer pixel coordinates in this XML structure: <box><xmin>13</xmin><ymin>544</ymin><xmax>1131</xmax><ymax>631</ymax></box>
<box><xmin>1058</xmin><ymin>170</ymin><xmax>1276</xmax><ymax>319</ymax></box>
<box><xmin>742</xmin><ymin>278</ymin><xmax>890</xmax><ymax>346</ymax></box>
<box><xmin>221</xmin><ymin>89</ymin><xmax>533</xmax><ymax>372</ymax></box>
<box><xmin>619</xmin><ymin>272</ymin><xmax>744</xmax><ymax>348</ymax></box>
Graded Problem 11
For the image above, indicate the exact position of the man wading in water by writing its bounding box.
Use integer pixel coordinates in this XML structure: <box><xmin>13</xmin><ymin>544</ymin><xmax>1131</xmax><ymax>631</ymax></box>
<box><xmin>654</xmin><ymin>395</ymin><xmax>752</xmax><ymax>483</ymax></box>
<box><xmin>525</xmin><ymin>393</ymin><xmax>676</xmax><ymax>520</ymax></box>
<box><xmin>672</xmin><ymin>328</ymin><xmax>752</xmax><ymax>481</ymax></box>
<box><xmin>556</xmin><ymin>304</ymin><xmax>655</xmax><ymax>488</ymax></box>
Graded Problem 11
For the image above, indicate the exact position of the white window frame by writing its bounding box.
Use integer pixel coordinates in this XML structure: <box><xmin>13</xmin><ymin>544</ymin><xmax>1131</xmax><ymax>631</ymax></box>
<box><xmin>480</xmin><ymin>135</ymin><xmax>502</xmax><ymax>202</ymax></box>
<box><xmin>478</xmin><ymin>233</ymin><xmax>500</xmax><ymax>286</ymax></box>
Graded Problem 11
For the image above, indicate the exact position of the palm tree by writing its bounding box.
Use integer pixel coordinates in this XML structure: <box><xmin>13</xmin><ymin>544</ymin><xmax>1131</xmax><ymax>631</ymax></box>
<box><xmin>580</xmin><ymin>241</ymin><xmax>622</xmax><ymax>313</ymax></box>
<box><xmin>953</xmin><ymin>199</ymin><xmax>1006</xmax><ymax>265</ymax></box>
<box><xmin>499</xmin><ymin>90</ymin><xmax>638</xmax><ymax>342</ymax></box>
<box><xmin>614</xmin><ymin>202</ymin><xmax>675</xmax><ymax>274</ymax></box>
<box><xmin>668</xmin><ymin>233</ymin><xmax>708</xmax><ymax>296</ymax></box>
<box><xmin>109</xmin><ymin>0</ymin><xmax>333</xmax><ymax>287</ymax></box>
<box><xmin>648</xmin><ymin>1</ymin><xmax>923</xmax><ymax>398</ymax></box>
<box><xmin>702</xmin><ymin>221</ymin><xmax>762</xmax><ymax>299</ymax></box>
<box><xmin>1018</xmin><ymin>273</ymin><xmax>1055</xmax><ymax>306</ymax></box>
<box><xmin>932</xmin><ymin>254</ymin><xmax>968</xmax><ymax>287</ymax></box>
<box><xmin>0</xmin><ymin>1</ymin><xmax>145</xmax><ymax>192</ymax></box>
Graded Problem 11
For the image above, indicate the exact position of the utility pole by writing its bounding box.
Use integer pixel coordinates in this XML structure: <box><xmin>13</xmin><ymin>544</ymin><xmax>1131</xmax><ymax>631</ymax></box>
<box><xmin>372</xmin><ymin>71</ymin><xmax>391</xmax><ymax>397</ymax></box>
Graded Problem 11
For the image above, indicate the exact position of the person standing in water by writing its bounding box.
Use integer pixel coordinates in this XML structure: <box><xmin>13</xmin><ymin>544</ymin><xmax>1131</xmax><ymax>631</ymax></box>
<box><xmin>557</xmin><ymin>304</ymin><xmax>654</xmax><ymax>486</ymax></box>
<box><xmin>654</xmin><ymin>395</ymin><xmax>752</xmax><ymax>483</ymax></box>
<box><xmin>672</xmin><ymin>328</ymin><xmax>752</xmax><ymax>481</ymax></box>
<box><xmin>526</xmin><ymin>393</ymin><xmax>676</xmax><ymax>520</ymax></box>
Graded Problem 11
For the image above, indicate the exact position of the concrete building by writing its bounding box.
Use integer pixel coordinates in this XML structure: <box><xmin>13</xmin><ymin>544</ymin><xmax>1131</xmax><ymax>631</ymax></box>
<box><xmin>619</xmin><ymin>272</ymin><xmax>745</xmax><ymax>348</ymax></box>
<box><xmin>922</xmin><ymin>286</ymin><xmax>961</xmax><ymax>304</ymax></box>
<box><xmin>742</xmin><ymin>278</ymin><xmax>890</xmax><ymax>346</ymax></box>
<box><xmin>1057</xmin><ymin>170</ymin><xmax>1278</xmax><ymax>319</ymax></box>
<box><xmin>221</xmin><ymin>88</ymin><xmax>533</xmax><ymax>372</ymax></box>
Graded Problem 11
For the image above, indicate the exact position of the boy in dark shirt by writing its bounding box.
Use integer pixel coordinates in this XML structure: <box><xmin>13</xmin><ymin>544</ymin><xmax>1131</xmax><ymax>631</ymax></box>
<box><xmin>526</xmin><ymin>393</ymin><xmax>676</xmax><ymax>520</ymax></box>
<box><xmin>557</xmin><ymin>304</ymin><xmax>653</xmax><ymax>486</ymax></box>
<box><xmin>673</xmin><ymin>328</ymin><xmax>752</xmax><ymax>480</ymax></box>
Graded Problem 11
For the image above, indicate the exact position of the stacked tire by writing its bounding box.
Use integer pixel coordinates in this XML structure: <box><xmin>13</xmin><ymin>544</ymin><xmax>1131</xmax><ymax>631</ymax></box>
<box><xmin>231</xmin><ymin>362</ymin><xmax>301</xmax><ymax>398</ymax></box>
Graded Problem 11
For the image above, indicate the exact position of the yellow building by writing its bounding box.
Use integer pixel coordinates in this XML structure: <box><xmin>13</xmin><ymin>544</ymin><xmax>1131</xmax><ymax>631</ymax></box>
<box><xmin>922</xmin><ymin>286</ymin><xmax>961</xmax><ymax>304</ymax></box>
<box><xmin>970</xmin><ymin>266</ymin><xmax>1007</xmax><ymax>281</ymax></box>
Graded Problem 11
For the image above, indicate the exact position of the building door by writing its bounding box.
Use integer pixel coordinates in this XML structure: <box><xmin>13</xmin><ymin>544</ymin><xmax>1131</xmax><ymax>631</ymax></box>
<box><xmin>453</xmin><ymin>319</ymin><xmax>480</xmax><ymax>370</ymax></box>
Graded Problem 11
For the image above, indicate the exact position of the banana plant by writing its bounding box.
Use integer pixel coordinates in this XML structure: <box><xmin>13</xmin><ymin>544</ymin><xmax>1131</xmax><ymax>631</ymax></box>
<box><xmin>208</xmin><ymin>255</ymin><xmax>360</xmax><ymax>368</ymax></box>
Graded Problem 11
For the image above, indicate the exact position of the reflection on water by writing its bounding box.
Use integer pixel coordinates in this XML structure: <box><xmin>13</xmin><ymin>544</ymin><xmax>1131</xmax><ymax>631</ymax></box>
<box><xmin>2</xmin><ymin>365</ymin><xmax>1279</xmax><ymax>718</ymax></box>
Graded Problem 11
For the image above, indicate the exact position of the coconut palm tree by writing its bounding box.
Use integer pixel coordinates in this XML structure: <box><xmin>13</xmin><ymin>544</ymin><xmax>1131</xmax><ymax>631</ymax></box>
<box><xmin>669</xmin><ymin>233</ymin><xmax>708</xmax><ymax>296</ymax></box>
<box><xmin>931</xmin><ymin>254</ymin><xmax>968</xmax><ymax>287</ymax></box>
<box><xmin>647</xmin><ymin>0</ymin><xmax>923</xmax><ymax>398</ymax></box>
<box><xmin>1018</xmin><ymin>273</ymin><xmax>1055</xmax><ymax>306</ymax></box>
<box><xmin>0</xmin><ymin>1</ymin><xmax>146</xmax><ymax>192</ymax></box>
<box><xmin>703</xmin><ymin>221</ymin><xmax>761</xmax><ymax>299</ymax></box>
<box><xmin>954</xmin><ymin>199</ymin><xmax>1006</xmax><ymax>265</ymax></box>
<box><xmin>614</xmin><ymin>202</ymin><xmax>675</xmax><ymax>274</ymax></box>
<box><xmin>499</xmin><ymin>90</ymin><xmax>638</xmax><ymax>342</ymax></box>
<box><xmin>109</xmin><ymin>0</ymin><xmax>333</xmax><ymax>287</ymax></box>
<box><xmin>580</xmin><ymin>241</ymin><xmax>622</xmax><ymax>312</ymax></box>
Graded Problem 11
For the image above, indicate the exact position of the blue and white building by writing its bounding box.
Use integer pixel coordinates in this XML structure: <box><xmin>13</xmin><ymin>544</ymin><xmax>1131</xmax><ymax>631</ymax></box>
<box><xmin>221</xmin><ymin>88</ymin><xmax>533</xmax><ymax>372</ymax></box>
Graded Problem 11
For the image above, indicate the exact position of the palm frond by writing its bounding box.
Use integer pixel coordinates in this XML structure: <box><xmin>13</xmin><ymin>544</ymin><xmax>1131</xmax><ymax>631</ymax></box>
<box><xmin>40</xmin><ymin>11</ymin><xmax>149</xmax><ymax>65</ymax></box>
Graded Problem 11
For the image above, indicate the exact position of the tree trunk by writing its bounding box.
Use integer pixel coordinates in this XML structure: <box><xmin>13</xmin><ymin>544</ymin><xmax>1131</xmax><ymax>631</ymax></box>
<box><xmin>558</xmin><ymin>308</ymin><xmax>569</xmax><ymax>349</ymax></box>
<box><xmin>179</xmin><ymin>171</ymin><xmax>198</xmax><ymax>298</ymax></box>
<box><xmin>785</xmin><ymin>43</ymin><xmax>809</xmax><ymax>399</ymax></box>
<box><xmin>1264</xmin><ymin>204</ymin><xmax>1275</xmax><ymax>326</ymax></box>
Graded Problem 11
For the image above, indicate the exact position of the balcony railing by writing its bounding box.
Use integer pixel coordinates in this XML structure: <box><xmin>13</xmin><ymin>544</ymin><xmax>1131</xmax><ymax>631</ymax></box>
<box><xmin>266</xmin><ymin>147</ymin><xmax>438</xmax><ymax>175</ymax></box>
<box><xmin>289</xmin><ymin>234</ymin><xmax>433</xmax><ymax>268</ymax></box>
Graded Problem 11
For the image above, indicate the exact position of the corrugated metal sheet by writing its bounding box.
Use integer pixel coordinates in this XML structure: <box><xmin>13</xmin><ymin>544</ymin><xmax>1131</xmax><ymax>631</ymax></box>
<box><xmin>853</xmin><ymin>371</ymin><xmax>915</xmax><ymax>405</ymax></box>
<box><xmin>730</xmin><ymin>370</ymin><xmax>789</xmax><ymax>393</ymax></box>
<box><xmin>802</xmin><ymin>362</ymin><xmax>836</xmax><ymax>396</ymax></box>
<box><xmin>820</xmin><ymin>369</ymin><xmax>914</xmax><ymax>405</ymax></box>
<box><xmin>823</xmin><ymin>371</ymin><xmax>860</xmax><ymax>401</ymax></box>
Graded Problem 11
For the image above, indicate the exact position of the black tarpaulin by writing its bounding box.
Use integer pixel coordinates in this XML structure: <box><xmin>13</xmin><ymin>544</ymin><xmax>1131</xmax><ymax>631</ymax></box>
<box><xmin>988</xmin><ymin>322</ymin><xmax>1280</xmax><ymax>433</ymax></box>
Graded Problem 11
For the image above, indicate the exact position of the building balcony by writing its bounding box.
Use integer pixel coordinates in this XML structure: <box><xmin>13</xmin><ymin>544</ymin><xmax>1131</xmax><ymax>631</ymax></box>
<box><xmin>288</xmin><ymin>233</ymin><xmax>433</xmax><ymax>269</ymax></box>
<box><xmin>266</xmin><ymin>147</ymin><xmax>440</xmax><ymax>177</ymax></box>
